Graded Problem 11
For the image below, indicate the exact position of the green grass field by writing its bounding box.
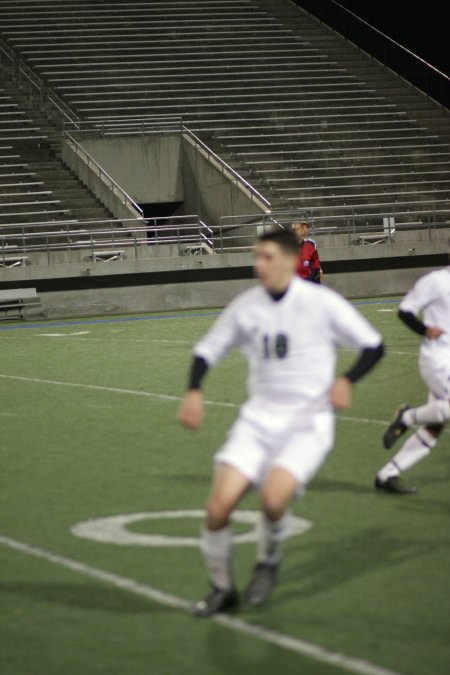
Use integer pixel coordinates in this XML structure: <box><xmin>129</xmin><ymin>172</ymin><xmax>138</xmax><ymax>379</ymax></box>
<box><xmin>0</xmin><ymin>300</ymin><xmax>449</xmax><ymax>675</ymax></box>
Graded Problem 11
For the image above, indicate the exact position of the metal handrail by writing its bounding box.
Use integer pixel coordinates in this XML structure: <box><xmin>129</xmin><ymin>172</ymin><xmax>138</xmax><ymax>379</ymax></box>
<box><xmin>214</xmin><ymin>216</ymin><xmax>450</xmax><ymax>251</ymax></box>
<box><xmin>64</xmin><ymin>116</ymin><xmax>183</xmax><ymax>136</ymax></box>
<box><xmin>0</xmin><ymin>227</ymin><xmax>208</xmax><ymax>244</ymax></box>
<box><xmin>182</xmin><ymin>126</ymin><xmax>271</xmax><ymax>212</ymax></box>
<box><xmin>217</xmin><ymin>207</ymin><xmax>450</xmax><ymax>246</ymax></box>
<box><xmin>0</xmin><ymin>215</ymin><xmax>207</xmax><ymax>234</ymax></box>
<box><xmin>64</xmin><ymin>132</ymin><xmax>144</xmax><ymax>216</ymax></box>
<box><xmin>0</xmin><ymin>217</ymin><xmax>215</xmax><ymax>262</ymax></box>
<box><xmin>219</xmin><ymin>210</ymin><xmax>310</xmax><ymax>225</ymax></box>
<box><xmin>0</xmin><ymin>215</ymin><xmax>448</xmax><ymax>265</ymax></box>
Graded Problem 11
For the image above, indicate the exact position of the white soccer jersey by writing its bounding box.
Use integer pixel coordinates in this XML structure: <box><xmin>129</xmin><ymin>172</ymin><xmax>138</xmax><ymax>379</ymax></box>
<box><xmin>400</xmin><ymin>267</ymin><xmax>450</xmax><ymax>355</ymax></box>
<box><xmin>194</xmin><ymin>277</ymin><xmax>381</xmax><ymax>411</ymax></box>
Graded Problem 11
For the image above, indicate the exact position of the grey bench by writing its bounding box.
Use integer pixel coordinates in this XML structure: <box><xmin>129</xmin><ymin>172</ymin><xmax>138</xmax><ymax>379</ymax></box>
<box><xmin>0</xmin><ymin>255</ymin><xmax>30</xmax><ymax>268</ymax></box>
<box><xmin>0</xmin><ymin>287</ymin><xmax>40</xmax><ymax>319</ymax></box>
<box><xmin>357</xmin><ymin>217</ymin><xmax>396</xmax><ymax>246</ymax></box>
<box><xmin>85</xmin><ymin>249</ymin><xmax>126</xmax><ymax>262</ymax></box>
<box><xmin>183</xmin><ymin>242</ymin><xmax>214</xmax><ymax>256</ymax></box>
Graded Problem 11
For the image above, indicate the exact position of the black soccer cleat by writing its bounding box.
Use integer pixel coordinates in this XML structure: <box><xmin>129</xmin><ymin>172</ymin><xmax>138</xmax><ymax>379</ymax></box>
<box><xmin>383</xmin><ymin>405</ymin><xmax>411</xmax><ymax>449</ymax></box>
<box><xmin>374</xmin><ymin>476</ymin><xmax>417</xmax><ymax>495</ymax></box>
<box><xmin>192</xmin><ymin>586</ymin><xmax>239</xmax><ymax>618</ymax></box>
<box><xmin>243</xmin><ymin>562</ymin><xmax>278</xmax><ymax>607</ymax></box>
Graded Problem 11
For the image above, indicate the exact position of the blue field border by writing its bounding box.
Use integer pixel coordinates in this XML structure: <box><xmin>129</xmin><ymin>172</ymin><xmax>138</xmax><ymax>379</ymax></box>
<box><xmin>0</xmin><ymin>298</ymin><xmax>399</xmax><ymax>332</ymax></box>
<box><xmin>0</xmin><ymin>312</ymin><xmax>220</xmax><ymax>331</ymax></box>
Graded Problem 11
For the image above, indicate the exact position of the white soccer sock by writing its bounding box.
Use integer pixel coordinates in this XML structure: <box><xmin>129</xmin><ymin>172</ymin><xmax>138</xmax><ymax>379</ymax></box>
<box><xmin>403</xmin><ymin>399</ymin><xmax>450</xmax><ymax>426</ymax></box>
<box><xmin>257</xmin><ymin>512</ymin><xmax>289</xmax><ymax>566</ymax></box>
<box><xmin>377</xmin><ymin>427</ymin><xmax>437</xmax><ymax>481</ymax></box>
<box><xmin>200</xmin><ymin>526</ymin><xmax>233</xmax><ymax>590</ymax></box>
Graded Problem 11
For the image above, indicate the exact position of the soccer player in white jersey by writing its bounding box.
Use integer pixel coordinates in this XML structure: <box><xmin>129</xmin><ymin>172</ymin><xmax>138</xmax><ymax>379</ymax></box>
<box><xmin>177</xmin><ymin>229</ymin><xmax>384</xmax><ymax>617</ymax></box>
<box><xmin>376</xmin><ymin>242</ymin><xmax>450</xmax><ymax>494</ymax></box>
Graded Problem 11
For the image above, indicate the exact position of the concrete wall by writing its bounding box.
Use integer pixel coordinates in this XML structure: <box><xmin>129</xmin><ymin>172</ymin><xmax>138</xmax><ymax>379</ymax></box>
<box><xmin>319</xmin><ymin>237</ymin><xmax>448</xmax><ymax>264</ymax></box>
<box><xmin>2</xmin><ymin>251</ymin><xmax>444</xmax><ymax>319</ymax></box>
<box><xmin>181</xmin><ymin>136</ymin><xmax>269</xmax><ymax>225</ymax></box>
<box><xmin>69</xmin><ymin>134</ymin><xmax>184</xmax><ymax>204</ymax></box>
<box><xmin>10</xmin><ymin>227</ymin><xmax>446</xmax><ymax>269</ymax></box>
<box><xmin>37</xmin><ymin>278</ymin><xmax>255</xmax><ymax>318</ymax></box>
<box><xmin>1</xmin><ymin>228</ymin><xmax>448</xmax><ymax>319</ymax></box>
<box><xmin>63</xmin><ymin>132</ymin><xmax>270</xmax><ymax>230</ymax></box>
<box><xmin>22</xmin><ymin>265</ymin><xmax>436</xmax><ymax>319</ymax></box>
<box><xmin>314</xmin><ymin>226</ymin><xmax>450</xmax><ymax>253</ymax></box>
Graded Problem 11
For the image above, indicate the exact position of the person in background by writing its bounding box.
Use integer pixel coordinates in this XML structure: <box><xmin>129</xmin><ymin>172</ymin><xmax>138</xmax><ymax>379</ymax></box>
<box><xmin>292</xmin><ymin>221</ymin><xmax>323</xmax><ymax>284</ymax></box>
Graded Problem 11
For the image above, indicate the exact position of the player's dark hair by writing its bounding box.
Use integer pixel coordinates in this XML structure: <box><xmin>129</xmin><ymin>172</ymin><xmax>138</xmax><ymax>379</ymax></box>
<box><xmin>257</xmin><ymin>228</ymin><xmax>299</xmax><ymax>255</ymax></box>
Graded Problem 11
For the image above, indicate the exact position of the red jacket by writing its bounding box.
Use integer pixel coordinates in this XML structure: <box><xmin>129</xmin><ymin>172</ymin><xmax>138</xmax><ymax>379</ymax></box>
<box><xmin>296</xmin><ymin>238</ymin><xmax>321</xmax><ymax>283</ymax></box>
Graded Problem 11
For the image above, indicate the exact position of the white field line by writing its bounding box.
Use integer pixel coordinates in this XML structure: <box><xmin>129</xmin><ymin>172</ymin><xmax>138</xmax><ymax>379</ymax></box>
<box><xmin>1</xmin><ymin>333</ymin><xmax>415</xmax><ymax>355</ymax></box>
<box><xmin>338</xmin><ymin>414</ymin><xmax>385</xmax><ymax>427</ymax></box>
<box><xmin>3</xmin><ymin>335</ymin><xmax>192</xmax><ymax>345</ymax></box>
<box><xmin>37</xmin><ymin>335</ymin><xmax>191</xmax><ymax>345</ymax></box>
<box><xmin>2</xmin><ymin>372</ymin><xmax>447</xmax><ymax>434</ymax></box>
<box><xmin>37</xmin><ymin>331</ymin><xmax>91</xmax><ymax>337</ymax></box>
<box><xmin>0</xmin><ymin>534</ymin><xmax>403</xmax><ymax>675</ymax></box>
<box><xmin>0</xmin><ymin>372</ymin><xmax>383</xmax><ymax>421</ymax></box>
<box><xmin>0</xmin><ymin>372</ymin><xmax>236</xmax><ymax>409</ymax></box>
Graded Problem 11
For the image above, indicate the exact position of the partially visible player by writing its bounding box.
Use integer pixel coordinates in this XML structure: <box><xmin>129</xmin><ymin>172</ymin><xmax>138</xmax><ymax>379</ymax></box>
<box><xmin>292</xmin><ymin>221</ymin><xmax>323</xmax><ymax>283</ymax></box>
<box><xmin>177</xmin><ymin>229</ymin><xmax>384</xmax><ymax>617</ymax></box>
<box><xmin>376</xmin><ymin>242</ymin><xmax>450</xmax><ymax>494</ymax></box>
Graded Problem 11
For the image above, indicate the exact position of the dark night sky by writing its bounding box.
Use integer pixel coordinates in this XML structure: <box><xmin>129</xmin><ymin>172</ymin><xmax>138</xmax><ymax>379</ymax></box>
<box><xmin>322</xmin><ymin>0</ymin><xmax>450</xmax><ymax>74</ymax></box>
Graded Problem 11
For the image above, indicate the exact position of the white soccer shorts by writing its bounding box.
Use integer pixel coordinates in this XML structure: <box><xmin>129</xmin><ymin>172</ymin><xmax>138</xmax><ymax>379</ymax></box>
<box><xmin>419</xmin><ymin>351</ymin><xmax>450</xmax><ymax>399</ymax></box>
<box><xmin>214</xmin><ymin>399</ymin><xmax>335</xmax><ymax>487</ymax></box>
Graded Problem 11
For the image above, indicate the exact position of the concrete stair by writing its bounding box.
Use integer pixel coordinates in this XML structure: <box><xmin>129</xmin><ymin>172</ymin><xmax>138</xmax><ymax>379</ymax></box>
<box><xmin>0</xmin><ymin>70</ymin><xmax>116</xmax><ymax>233</ymax></box>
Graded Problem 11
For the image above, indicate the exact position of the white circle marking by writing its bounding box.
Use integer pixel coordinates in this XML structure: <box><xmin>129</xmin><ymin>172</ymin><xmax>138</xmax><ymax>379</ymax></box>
<box><xmin>71</xmin><ymin>510</ymin><xmax>312</xmax><ymax>547</ymax></box>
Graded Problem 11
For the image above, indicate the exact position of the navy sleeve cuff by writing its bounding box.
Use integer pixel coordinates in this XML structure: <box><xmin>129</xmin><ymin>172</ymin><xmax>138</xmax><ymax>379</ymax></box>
<box><xmin>398</xmin><ymin>309</ymin><xmax>427</xmax><ymax>336</ymax></box>
<box><xmin>344</xmin><ymin>343</ymin><xmax>384</xmax><ymax>384</ymax></box>
<box><xmin>188</xmin><ymin>356</ymin><xmax>209</xmax><ymax>389</ymax></box>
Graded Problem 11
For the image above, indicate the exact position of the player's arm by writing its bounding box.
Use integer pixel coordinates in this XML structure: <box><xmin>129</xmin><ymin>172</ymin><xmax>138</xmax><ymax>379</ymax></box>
<box><xmin>398</xmin><ymin>309</ymin><xmax>444</xmax><ymax>340</ymax></box>
<box><xmin>311</xmin><ymin>244</ymin><xmax>323</xmax><ymax>283</ymax></box>
<box><xmin>177</xmin><ymin>356</ymin><xmax>209</xmax><ymax>430</ymax></box>
<box><xmin>330</xmin><ymin>343</ymin><xmax>385</xmax><ymax>409</ymax></box>
<box><xmin>177</xmin><ymin>297</ymin><xmax>245</xmax><ymax>429</ymax></box>
<box><xmin>344</xmin><ymin>343</ymin><xmax>385</xmax><ymax>383</ymax></box>
<box><xmin>399</xmin><ymin>274</ymin><xmax>444</xmax><ymax>340</ymax></box>
<box><xmin>308</xmin><ymin>246</ymin><xmax>322</xmax><ymax>283</ymax></box>
<box><xmin>328</xmin><ymin>291</ymin><xmax>385</xmax><ymax>409</ymax></box>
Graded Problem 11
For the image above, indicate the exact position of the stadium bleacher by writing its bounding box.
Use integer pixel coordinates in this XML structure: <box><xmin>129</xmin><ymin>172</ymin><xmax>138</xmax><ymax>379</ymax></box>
<box><xmin>0</xmin><ymin>77</ymin><xmax>124</xmax><ymax>251</ymax></box>
<box><xmin>0</xmin><ymin>0</ymin><xmax>448</xmax><ymax>240</ymax></box>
